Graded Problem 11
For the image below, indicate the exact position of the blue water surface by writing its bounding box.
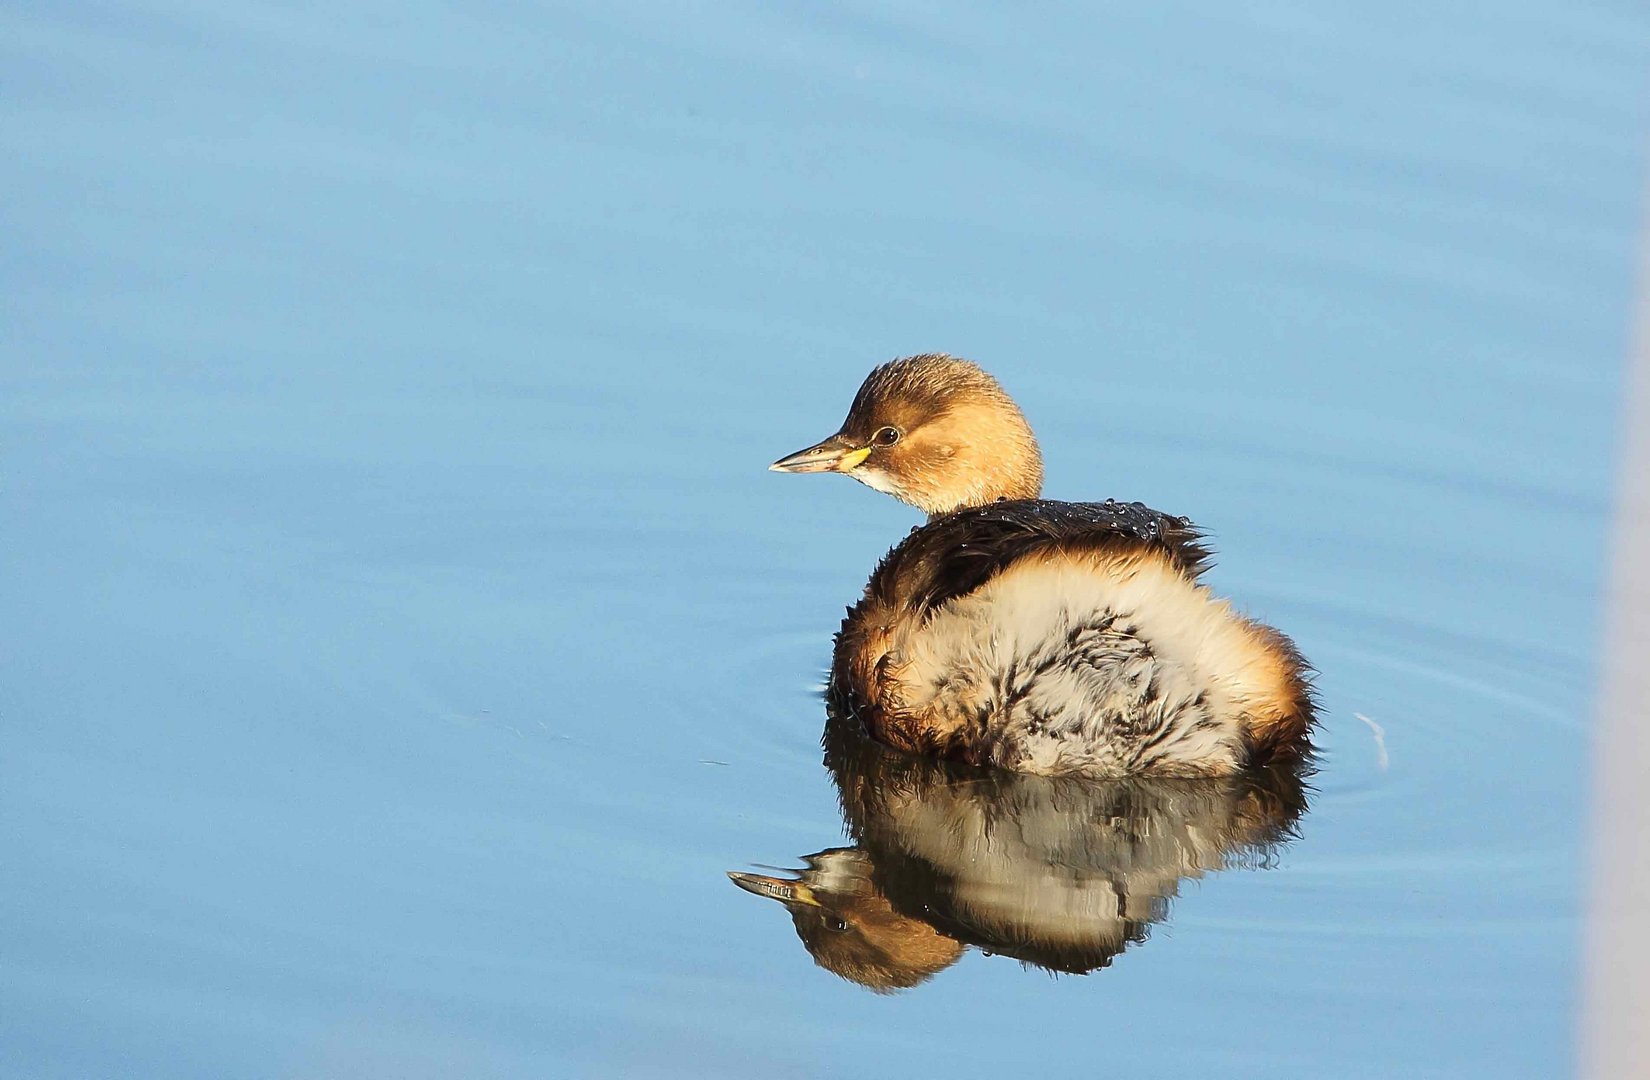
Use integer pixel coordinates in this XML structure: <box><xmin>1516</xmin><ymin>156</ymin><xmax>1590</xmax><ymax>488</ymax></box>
<box><xmin>5</xmin><ymin>3</ymin><xmax>1648</xmax><ymax>1077</ymax></box>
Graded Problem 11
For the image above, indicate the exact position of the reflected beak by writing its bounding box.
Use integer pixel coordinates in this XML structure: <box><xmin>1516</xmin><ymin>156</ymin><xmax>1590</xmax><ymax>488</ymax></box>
<box><xmin>769</xmin><ymin>433</ymin><xmax>872</xmax><ymax>474</ymax></box>
<box><xmin>727</xmin><ymin>871</ymin><xmax>822</xmax><ymax>907</ymax></box>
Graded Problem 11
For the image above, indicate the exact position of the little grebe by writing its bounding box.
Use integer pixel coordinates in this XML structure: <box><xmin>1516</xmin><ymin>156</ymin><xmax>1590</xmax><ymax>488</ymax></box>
<box><xmin>771</xmin><ymin>354</ymin><xmax>1313</xmax><ymax>777</ymax></box>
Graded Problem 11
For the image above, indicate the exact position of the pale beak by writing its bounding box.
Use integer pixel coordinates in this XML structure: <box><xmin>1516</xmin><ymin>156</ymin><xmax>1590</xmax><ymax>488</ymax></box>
<box><xmin>769</xmin><ymin>432</ymin><xmax>871</xmax><ymax>474</ymax></box>
<box><xmin>727</xmin><ymin>871</ymin><xmax>822</xmax><ymax>907</ymax></box>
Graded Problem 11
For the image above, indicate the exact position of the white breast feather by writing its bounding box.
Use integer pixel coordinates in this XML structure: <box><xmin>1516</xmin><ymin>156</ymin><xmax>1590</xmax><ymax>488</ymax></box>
<box><xmin>891</xmin><ymin>553</ymin><xmax>1281</xmax><ymax>775</ymax></box>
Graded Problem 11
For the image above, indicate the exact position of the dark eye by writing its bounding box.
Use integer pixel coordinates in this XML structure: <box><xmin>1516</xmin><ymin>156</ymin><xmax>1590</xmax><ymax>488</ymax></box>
<box><xmin>825</xmin><ymin>917</ymin><xmax>849</xmax><ymax>932</ymax></box>
<box><xmin>872</xmin><ymin>426</ymin><xmax>901</xmax><ymax>447</ymax></box>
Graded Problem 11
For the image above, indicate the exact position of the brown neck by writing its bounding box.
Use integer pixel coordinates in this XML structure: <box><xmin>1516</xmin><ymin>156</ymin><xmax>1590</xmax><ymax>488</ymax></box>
<box><xmin>904</xmin><ymin>414</ymin><xmax>1043</xmax><ymax>518</ymax></box>
<box><xmin>921</xmin><ymin>469</ymin><xmax>1042</xmax><ymax>519</ymax></box>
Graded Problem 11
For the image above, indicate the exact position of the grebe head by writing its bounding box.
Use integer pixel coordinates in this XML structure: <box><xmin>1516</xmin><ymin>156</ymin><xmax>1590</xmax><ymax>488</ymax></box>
<box><xmin>769</xmin><ymin>353</ymin><xmax>1043</xmax><ymax>517</ymax></box>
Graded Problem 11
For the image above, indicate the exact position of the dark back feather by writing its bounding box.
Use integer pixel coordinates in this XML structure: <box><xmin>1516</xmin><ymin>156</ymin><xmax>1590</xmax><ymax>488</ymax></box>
<box><xmin>861</xmin><ymin>499</ymin><xmax>1211</xmax><ymax>620</ymax></box>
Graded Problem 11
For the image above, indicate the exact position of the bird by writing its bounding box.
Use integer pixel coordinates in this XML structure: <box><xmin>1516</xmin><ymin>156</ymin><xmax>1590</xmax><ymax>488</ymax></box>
<box><xmin>770</xmin><ymin>353</ymin><xmax>1313</xmax><ymax>777</ymax></box>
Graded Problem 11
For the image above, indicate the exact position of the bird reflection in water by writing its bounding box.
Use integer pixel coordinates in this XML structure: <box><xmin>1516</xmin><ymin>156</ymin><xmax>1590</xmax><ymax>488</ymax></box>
<box><xmin>729</xmin><ymin>717</ymin><xmax>1308</xmax><ymax>992</ymax></box>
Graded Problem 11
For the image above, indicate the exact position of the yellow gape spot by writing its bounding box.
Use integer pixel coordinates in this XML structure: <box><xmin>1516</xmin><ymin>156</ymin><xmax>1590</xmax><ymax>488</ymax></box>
<box><xmin>840</xmin><ymin>446</ymin><xmax>872</xmax><ymax>471</ymax></box>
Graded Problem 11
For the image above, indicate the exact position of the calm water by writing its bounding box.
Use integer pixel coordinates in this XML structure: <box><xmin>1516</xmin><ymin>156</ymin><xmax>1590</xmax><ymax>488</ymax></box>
<box><xmin>5</xmin><ymin>3</ymin><xmax>1648</xmax><ymax>1077</ymax></box>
